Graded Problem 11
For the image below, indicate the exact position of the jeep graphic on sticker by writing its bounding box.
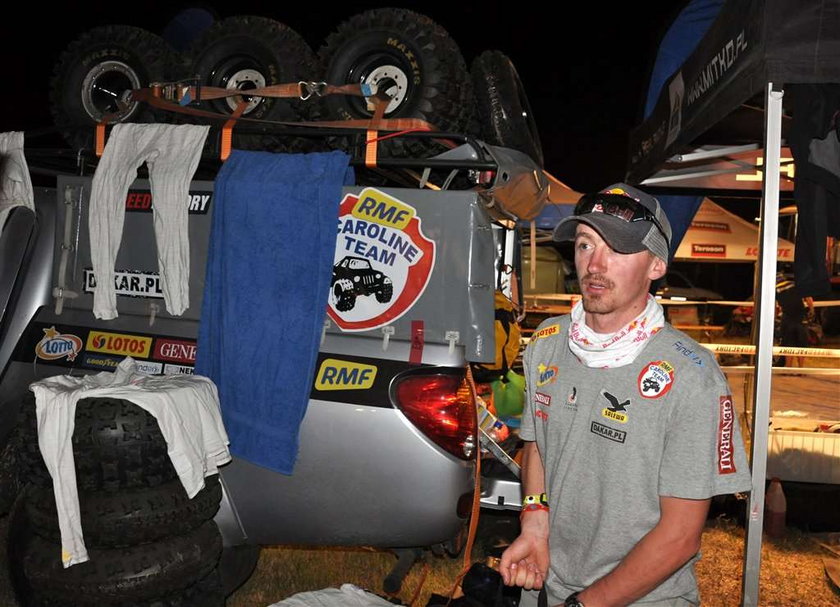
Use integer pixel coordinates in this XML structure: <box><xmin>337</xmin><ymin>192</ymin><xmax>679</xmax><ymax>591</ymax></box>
<box><xmin>637</xmin><ymin>360</ymin><xmax>675</xmax><ymax>399</ymax></box>
<box><xmin>328</xmin><ymin>188</ymin><xmax>435</xmax><ymax>331</ymax></box>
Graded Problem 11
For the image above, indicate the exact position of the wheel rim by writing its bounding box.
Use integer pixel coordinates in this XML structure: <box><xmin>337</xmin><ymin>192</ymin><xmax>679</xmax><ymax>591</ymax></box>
<box><xmin>346</xmin><ymin>52</ymin><xmax>412</xmax><ymax>116</ymax></box>
<box><xmin>208</xmin><ymin>56</ymin><xmax>269</xmax><ymax>115</ymax></box>
<box><xmin>80</xmin><ymin>60</ymin><xmax>141</xmax><ymax>122</ymax></box>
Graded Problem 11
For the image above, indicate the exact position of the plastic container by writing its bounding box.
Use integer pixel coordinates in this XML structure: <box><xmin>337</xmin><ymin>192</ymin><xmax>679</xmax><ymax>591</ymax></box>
<box><xmin>764</xmin><ymin>477</ymin><xmax>787</xmax><ymax>538</ymax></box>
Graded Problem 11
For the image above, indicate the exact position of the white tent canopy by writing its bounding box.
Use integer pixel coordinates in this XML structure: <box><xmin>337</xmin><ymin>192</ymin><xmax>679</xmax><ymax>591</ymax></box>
<box><xmin>674</xmin><ymin>198</ymin><xmax>795</xmax><ymax>262</ymax></box>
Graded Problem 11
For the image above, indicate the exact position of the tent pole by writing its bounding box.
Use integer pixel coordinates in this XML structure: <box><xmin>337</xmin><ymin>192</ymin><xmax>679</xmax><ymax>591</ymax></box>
<box><xmin>740</xmin><ymin>83</ymin><xmax>784</xmax><ymax>607</ymax></box>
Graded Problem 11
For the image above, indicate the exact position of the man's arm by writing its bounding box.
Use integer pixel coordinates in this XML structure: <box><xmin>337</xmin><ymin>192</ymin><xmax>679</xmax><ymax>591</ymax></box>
<box><xmin>574</xmin><ymin>495</ymin><xmax>710</xmax><ymax>607</ymax></box>
<box><xmin>500</xmin><ymin>440</ymin><xmax>550</xmax><ymax>589</ymax></box>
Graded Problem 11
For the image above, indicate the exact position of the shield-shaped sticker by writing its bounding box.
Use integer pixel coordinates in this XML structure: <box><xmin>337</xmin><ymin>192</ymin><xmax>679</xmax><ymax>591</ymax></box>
<box><xmin>327</xmin><ymin>188</ymin><xmax>435</xmax><ymax>331</ymax></box>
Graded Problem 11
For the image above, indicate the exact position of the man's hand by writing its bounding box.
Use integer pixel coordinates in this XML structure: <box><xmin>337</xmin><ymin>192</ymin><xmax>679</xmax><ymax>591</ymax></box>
<box><xmin>499</xmin><ymin>524</ymin><xmax>550</xmax><ymax>590</ymax></box>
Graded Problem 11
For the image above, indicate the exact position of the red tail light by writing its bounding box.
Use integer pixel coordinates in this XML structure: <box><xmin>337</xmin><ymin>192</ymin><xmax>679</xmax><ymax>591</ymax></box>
<box><xmin>393</xmin><ymin>372</ymin><xmax>477</xmax><ymax>460</ymax></box>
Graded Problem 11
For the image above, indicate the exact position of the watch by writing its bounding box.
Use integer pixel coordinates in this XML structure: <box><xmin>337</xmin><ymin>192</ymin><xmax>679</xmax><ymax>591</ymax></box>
<box><xmin>564</xmin><ymin>591</ymin><xmax>585</xmax><ymax>607</ymax></box>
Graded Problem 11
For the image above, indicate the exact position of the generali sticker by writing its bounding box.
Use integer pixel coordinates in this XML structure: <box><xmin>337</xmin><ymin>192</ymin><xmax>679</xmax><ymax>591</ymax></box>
<box><xmin>327</xmin><ymin>188</ymin><xmax>435</xmax><ymax>332</ymax></box>
<box><xmin>637</xmin><ymin>360</ymin><xmax>675</xmax><ymax>399</ymax></box>
<box><xmin>717</xmin><ymin>395</ymin><xmax>737</xmax><ymax>474</ymax></box>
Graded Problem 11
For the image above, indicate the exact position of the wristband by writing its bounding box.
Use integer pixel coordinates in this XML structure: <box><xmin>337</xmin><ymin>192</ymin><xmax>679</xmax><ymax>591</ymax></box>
<box><xmin>522</xmin><ymin>493</ymin><xmax>548</xmax><ymax>507</ymax></box>
<box><xmin>520</xmin><ymin>503</ymin><xmax>549</xmax><ymax>516</ymax></box>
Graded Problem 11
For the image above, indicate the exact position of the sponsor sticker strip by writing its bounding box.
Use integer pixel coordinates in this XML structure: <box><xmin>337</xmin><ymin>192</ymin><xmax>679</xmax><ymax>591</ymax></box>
<box><xmin>703</xmin><ymin>343</ymin><xmax>840</xmax><ymax>358</ymax></box>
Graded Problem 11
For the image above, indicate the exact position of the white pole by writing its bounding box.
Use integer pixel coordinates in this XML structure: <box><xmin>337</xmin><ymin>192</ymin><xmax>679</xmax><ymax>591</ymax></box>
<box><xmin>740</xmin><ymin>82</ymin><xmax>784</xmax><ymax>606</ymax></box>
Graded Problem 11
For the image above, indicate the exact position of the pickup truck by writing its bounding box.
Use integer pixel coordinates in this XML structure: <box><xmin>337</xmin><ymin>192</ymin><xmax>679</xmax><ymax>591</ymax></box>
<box><xmin>0</xmin><ymin>8</ymin><xmax>537</xmax><ymax>603</ymax></box>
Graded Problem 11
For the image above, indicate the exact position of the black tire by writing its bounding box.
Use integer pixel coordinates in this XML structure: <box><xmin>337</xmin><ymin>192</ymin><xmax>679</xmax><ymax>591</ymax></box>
<box><xmin>19</xmin><ymin>394</ymin><xmax>178</xmax><ymax>492</ymax></box>
<box><xmin>375</xmin><ymin>281</ymin><xmax>393</xmax><ymax>304</ymax></box>
<box><xmin>332</xmin><ymin>278</ymin><xmax>356</xmax><ymax>312</ymax></box>
<box><xmin>470</xmin><ymin>49</ymin><xmax>544</xmax><ymax>167</ymax></box>
<box><xmin>49</xmin><ymin>25</ymin><xmax>178</xmax><ymax>152</ymax></box>
<box><xmin>26</xmin><ymin>568</ymin><xmax>225</xmax><ymax>607</ymax></box>
<box><xmin>21</xmin><ymin>519</ymin><xmax>222</xmax><ymax>603</ymax></box>
<box><xmin>25</xmin><ymin>475</ymin><xmax>221</xmax><ymax>548</ymax></box>
<box><xmin>317</xmin><ymin>8</ymin><xmax>474</xmax><ymax>157</ymax></box>
<box><xmin>0</xmin><ymin>427</ymin><xmax>23</xmax><ymax>516</ymax></box>
<box><xmin>185</xmin><ymin>15</ymin><xmax>319</xmax><ymax>152</ymax></box>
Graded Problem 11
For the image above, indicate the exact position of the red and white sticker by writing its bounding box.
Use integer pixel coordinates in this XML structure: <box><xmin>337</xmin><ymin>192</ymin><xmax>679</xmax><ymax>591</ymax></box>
<box><xmin>637</xmin><ymin>360</ymin><xmax>675</xmax><ymax>399</ymax></box>
<box><xmin>717</xmin><ymin>395</ymin><xmax>737</xmax><ymax>474</ymax></box>
<box><xmin>534</xmin><ymin>392</ymin><xmax>551</xmax><ymax>406</ymax></box>
<box><xmin>327</xmin><ymin>188</ymin><xmax>435</xmax><ymax>332</ymax></box>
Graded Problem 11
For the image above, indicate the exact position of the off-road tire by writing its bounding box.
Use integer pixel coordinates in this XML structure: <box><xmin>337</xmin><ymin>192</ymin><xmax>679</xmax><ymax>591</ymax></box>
<box><xmin>317</xmin><ymin>8</ymin><xmax>474</xmax><ymax>158</ymax></box>
<box><xmin>375</xmin><ymin>281</ymin><xmax>393</xmax><ymax>304</ymax></box>
<box><xmin>25</xmin><ymin>475</ymin><xmax>222</xmax><ymax>548</ymax></box>
<box><xmin>185</xmin><ymin>15</ymin><xmax>319</xmax><ymax>152</ymax></box>
<box><xmin>26</xmin><ymin>568</ymin><xmax>225</xmax><ymax>607</ymax></box>
<box><xmin>50</xmin><ymin>25</ymin><xmax>178</xmax><ymax>152</ymax></box>
<box><xmin>331</xmin><ymin>278</ymin><xmax>356</xmax><ymax>312</ymax></box>
<box><xmin>19</xmin><ymin>519</ymin><xmax>222</xmax><ymax>603</ymax></box>
<box><xmin>471</xmin><ymin>50</ymin><xmax>544</xmax><ymax>167</ymax></box>
<box><xmin>19</xmin><ymin>394</ymin><xmax>177</xmax><ymax>492</ymax></box>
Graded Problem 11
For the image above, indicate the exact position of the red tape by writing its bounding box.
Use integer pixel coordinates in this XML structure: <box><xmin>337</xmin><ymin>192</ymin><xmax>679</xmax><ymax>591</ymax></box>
<box><xmin>410</xmin><ymin>320</ymin><xmax>425</xmax><ymax>365</ymax></box>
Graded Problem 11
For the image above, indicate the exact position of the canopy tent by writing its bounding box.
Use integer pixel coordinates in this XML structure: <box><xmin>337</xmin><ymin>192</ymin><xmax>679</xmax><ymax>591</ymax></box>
<box><xmin>674</xmin><ymin>198</ymin><xmax>795</xmax><ymax>262</ymax></box>
<box><xmin>625</xmin><ymin>1</ymin><xmax>840</xmax><ymax>604</ymax></box>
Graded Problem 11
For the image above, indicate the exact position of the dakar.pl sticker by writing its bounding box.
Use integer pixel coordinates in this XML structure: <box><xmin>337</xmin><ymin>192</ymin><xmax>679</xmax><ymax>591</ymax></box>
<box><xmin>327</xmin><ymin>188</ymin><xmax>435</xmax><ymax>332</ymax></box>
<box><xmin>637</xmin><ymin>360</ymin><xmax>675</xmax><ymax>399</ymax></box>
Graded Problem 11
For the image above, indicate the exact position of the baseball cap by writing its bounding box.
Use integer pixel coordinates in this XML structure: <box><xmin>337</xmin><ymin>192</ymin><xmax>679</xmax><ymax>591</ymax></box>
<box><xmin>552</xmin><ymin>183</ymin><xmax>672</xmax><ymax>262</ymax></box>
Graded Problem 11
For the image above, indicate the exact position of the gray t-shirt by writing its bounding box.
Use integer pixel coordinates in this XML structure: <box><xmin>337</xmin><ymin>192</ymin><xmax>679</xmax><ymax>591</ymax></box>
<box><xmin>520</xmin><ymin>316</ymin><xmax>752</xmax><ymax>605</ymax></box>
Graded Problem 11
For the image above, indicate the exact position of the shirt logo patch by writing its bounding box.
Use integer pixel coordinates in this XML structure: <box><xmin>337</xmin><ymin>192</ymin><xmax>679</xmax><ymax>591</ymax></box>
<box><xmin>638</xmin><ymin>360</ymin><xmax>675</xmax><ymax>399</ymax></box>
<box><xmin>532</xmin><ymin>324</ymin><xmax>559</xmax><ymax>340</ymax></box>
<box><xmin>591</xmin><ymin>421</ymin><xmax>626</xmax><ymax>443</ymax></box>
<box><xmin>536</xmin><ymin>364</ymin><xmax>558</xmax><ymax>386</ymax></box>
<box><xmin>717</xmin><ymin>395</ymin><xmax>737</xmax><ymax>474</ymax></box>
<box><xmin>566</xmin><ymin>387</ymin><xmax>577</xmax><ymax>408</ymax></box>
<box><xmin>534</xmin><ymin>392</ymin><xmax>551</xmax><ymax>406</ymax></box>
<box><xmin>673</xmin><ymin>341</ymin><xmax>704</xmax><ymax>366</ymax></box>
<box><xmin>601</xmin><ymin>391</ymin><xmax>629</xmax><ymax>423</ymax></box>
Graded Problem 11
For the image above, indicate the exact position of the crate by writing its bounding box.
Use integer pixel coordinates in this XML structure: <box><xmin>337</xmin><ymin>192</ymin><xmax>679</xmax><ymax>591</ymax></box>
<box><xmin>766</xmin><ymin>418</ymin><xmax>840</xmax><ymax>485</ymax></box>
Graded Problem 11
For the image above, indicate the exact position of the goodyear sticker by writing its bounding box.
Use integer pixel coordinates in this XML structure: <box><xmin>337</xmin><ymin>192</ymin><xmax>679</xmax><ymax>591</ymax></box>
<box><xmin>532</xmin><ymin>324</ymin><xmax>559</xmax><ymax>341</ymax></box>
<box><xmin>86</xmin><ymin>331</ymin><xmax>152</xmax><ymax>358</ymax></box>
<box><xmin>536</xmin><ymin>364</ymin><xmax>558</xmax><ymax>387</ymax></box>
<box><xmin>315</xmin><ymin>359</ymin><xmax>377</xmax><ymax>391</ymax></box>
<box><xmin>638</xmin><ymin>360</ymin><xmax>675</xmax><ymax>399</ymax></box>
<box><xmin>327</xmin><ymin>188</ymin><xmax>435</xmax><ymax>332</ymax></box>
<box><xmin>35</xmin><ymin>326</ymin><xmax>82</xmax><ymax>361</ymax></box>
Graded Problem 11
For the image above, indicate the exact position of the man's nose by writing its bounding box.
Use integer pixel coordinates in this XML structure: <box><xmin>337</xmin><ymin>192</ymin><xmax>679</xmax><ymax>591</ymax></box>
<box><xmin>587</xmin><ymin>245</ymin><xmax>608</xmax><ymax>273</ymax></box>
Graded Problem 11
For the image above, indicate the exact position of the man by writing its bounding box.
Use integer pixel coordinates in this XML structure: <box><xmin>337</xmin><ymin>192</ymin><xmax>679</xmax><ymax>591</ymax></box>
<box><xmin>500</xmin><ymin>184</ymin><xmax>752</xmax><ymax>607</ymax></box>
<box><xmin>775</xmin><ymin>273</ymin><xmax>815</xmax><ymax>367</ymax></box>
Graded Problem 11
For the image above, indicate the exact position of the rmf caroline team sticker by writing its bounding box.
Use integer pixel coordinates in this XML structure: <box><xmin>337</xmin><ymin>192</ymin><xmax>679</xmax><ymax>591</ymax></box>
<box><xmin>328</xmin><ymin>188</ymin><xmax>435</xmax><ymax>331</ymax></box>
<box><xmin>35</xmin><ymin>326</ymin><xmax>83</xmax><ymax>361</ymax></box>
<box><xmin>638</xmin><ymin>360</ymin><xmax>675</xmax><ymax>398</ymax></box>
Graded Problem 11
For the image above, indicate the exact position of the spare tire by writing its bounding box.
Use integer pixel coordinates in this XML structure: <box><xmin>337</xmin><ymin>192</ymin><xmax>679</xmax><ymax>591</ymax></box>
<box><xmin>471</xmin><ymin>50</ymin><xmax>544</xmax><ymax>167</ymax></box>
<box><xmin>49</xmin><ymin>25</ymin><xmax>178</xmax><ymax>152</ymax></box>
<box><xmin>19</xmin><ymin>394</ymin><xmax>177</xmax><ymax>492</ymax></box>
<box><xmin>25</xmin><ymin>475</ymin><xmax>222</xmax><ymax>547</ymax></box>
<box><xmin>185</xmin><ymin>15</ymin><xmax>319</xmax><ymax>151</ymax></box>
<box><xmin>317</xmin><ymin>7</ymin><xmax>474</xmax><ymax>157</ymax></box>
<box><xmin>20</xmin><ymin>519</ymin><xmax>222</xmax><ymax>603</ymax></box>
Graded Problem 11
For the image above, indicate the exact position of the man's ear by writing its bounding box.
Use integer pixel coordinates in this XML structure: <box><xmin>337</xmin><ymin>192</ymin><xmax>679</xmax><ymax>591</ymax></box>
<box><xmin>649</xmin><ymin>256</ymin><xmax>667</xmax><ymax>281</ymax></box>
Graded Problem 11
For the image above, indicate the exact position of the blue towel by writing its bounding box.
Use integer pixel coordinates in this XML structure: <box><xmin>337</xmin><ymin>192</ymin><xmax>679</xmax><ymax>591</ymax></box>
<box><xmin>196</xmin><ymin>150</ymin><xmax>354</xmax><ymax>474</ymax></box>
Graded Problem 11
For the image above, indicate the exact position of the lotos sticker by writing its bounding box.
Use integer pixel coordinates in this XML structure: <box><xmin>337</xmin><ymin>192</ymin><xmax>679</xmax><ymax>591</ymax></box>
<box><xmin>637</xmin><ymin>360</ymin><xmax>675</xmax><ymax>399</ymax></box>
<box><xmin>532</xmin><ymin>324</ymin><xmax>559</xmax><ymax>341</ymax></box>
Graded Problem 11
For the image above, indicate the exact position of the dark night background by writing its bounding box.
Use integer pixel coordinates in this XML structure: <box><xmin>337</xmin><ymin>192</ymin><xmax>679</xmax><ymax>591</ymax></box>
<box><xmin>0</xmin><ymin>1</ymin><xmax>690</xmax><ymax>192</ymax></box>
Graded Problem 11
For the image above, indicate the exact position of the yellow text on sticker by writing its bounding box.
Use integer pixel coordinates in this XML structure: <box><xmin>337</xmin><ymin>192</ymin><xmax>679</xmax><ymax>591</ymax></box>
<box><xmin>352</xmin><ymin>188</ymin><xmax>415</xmax><ymax>230</ymax></box>
<box><xmin>315</xmin><ymin>359</ymin><xmax>378</xmax><ymax>390</ymax></box>
<box><xmin>86</xmin><ymin>331</ymin><xmax>152</xmax><ymax>358</ymax></box>
<box><xmin>532</xmin><ymin>324</ymin><xmax>559</xmax><ymax>340</ymax></box>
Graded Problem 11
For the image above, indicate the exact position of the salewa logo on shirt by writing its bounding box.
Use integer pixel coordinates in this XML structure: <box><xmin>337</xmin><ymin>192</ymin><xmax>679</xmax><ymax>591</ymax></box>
<box><xmin>601</xmin><ymin>391</ymin><xmax>629</xmax><ymax>423</ymax></box>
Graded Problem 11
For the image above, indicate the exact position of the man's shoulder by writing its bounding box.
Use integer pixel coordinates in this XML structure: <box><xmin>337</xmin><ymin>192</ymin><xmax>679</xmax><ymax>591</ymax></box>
<box><xmin>525</xmin><ymin>315</ymin><xmax>569</xmax><ymax>354</ymax></box>
<box><xmin>649</xmin><ymin>323</ymin><xmax>725</xmax><ymax>378</ymax></box>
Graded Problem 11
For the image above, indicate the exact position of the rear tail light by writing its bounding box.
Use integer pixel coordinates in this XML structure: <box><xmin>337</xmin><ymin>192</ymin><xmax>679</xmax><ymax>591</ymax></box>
<box><xmin>393</xmin><ymin>371</ymin><xmax>477</xmax><ymax>460</ymax></box>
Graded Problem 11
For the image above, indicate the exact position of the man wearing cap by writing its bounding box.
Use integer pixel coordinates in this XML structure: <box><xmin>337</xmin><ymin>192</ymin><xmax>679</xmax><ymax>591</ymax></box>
<box><xmin>500</xmin><ymin>184</ymin><xmax>752</xmax><ymax>606</ymax></box>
